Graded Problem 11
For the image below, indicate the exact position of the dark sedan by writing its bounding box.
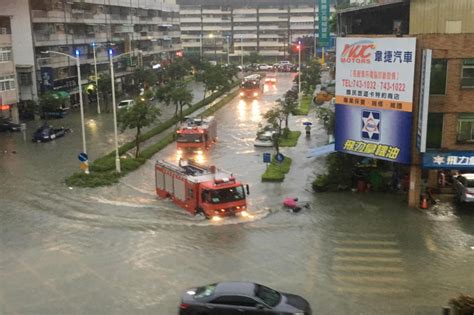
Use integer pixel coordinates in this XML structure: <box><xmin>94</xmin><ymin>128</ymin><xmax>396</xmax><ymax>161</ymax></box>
<box><xmin>32</xmin><ymin>124</ymin><xmax>71</xmax><ymax>142</ymax></box>
<box><xmin>0</xmin><ymin>118</ymin><xmax>21</xmax><ymax>132</ymax></box>
<box><xmin>179</xmin><ymin>281</ymin><xmax>311</xmax><ymax>315</ymax></box>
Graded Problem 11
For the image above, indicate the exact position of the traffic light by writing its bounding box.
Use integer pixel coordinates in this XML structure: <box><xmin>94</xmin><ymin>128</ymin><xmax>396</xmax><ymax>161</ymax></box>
<box><xmin>176</xmin><ymin>51</ymin><xmax>183</xmax><ymax>57</ymax></box>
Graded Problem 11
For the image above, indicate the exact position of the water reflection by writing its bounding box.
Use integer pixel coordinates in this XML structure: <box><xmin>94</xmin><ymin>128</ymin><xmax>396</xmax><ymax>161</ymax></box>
<box><xmin>238</xmin><ymin>99</ymin><xmax>246</xmax><ymax>121</ymax></box>
<box><xmin>251</xmin><ymin>100</ymin><xmax>260</xmax><ymax>122</ymax></box>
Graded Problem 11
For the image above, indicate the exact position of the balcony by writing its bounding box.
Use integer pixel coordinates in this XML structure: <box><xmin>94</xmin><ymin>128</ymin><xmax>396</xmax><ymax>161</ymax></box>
<box><xmin>0</xmin><ymin>90</ymin><xmax>18</xmax><ymax>104</ymax></box>
<box><xmin>290</xmin><ymin>7</ymin><xmax>315</xmax><ymax>14</ymax></box>
<box><xmin>290</xmin><ymin>16</ymin><xmax>314</xmax><ymax>23</ymax></box>
<box><xmin>234</xmin><ymin>25</ymin><xmax>258</xmax><ymax>31</ymax></box>
<box><xmin>233</xmin><ymin>9</ymin><xmax>257</xmax><ymax>14</ymax></box>
<box><xmin>259</xmin><ymin>16</ymin><xmax>287</xmax><ymax>22</ymax></box>
<box><xmin>233</xmin><ymin>17</ymin><xmax>257</xmax><ymax>23</ymax></box>
<box><xmin>0</xmin><ymin>34</ymin><xmax>12</xmax><ymax>46</ymax></box>
<box><xmin>180</xmin><ymin>17</ymin><xmax>201</xmax><ymax>23</ymax></box>
<box><xmin>259</xmin><ymin>41</ymin><xmax>284</xmax><ymax>47</ymax></box>
<box><xmin>259</xmin><ymin>50</ymin><xmax>285</xmax><ymax>56</ymax></box>
<box><xmin>259</xmin><ymin>8</ymin><xmax>287</xmax><ymax>14</ymax></box>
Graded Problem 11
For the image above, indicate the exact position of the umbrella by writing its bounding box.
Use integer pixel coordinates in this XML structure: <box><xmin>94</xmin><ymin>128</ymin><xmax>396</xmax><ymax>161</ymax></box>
<box><xmin>303</xmin><ymin>122</ymin><xmax>313</xmax><ymax>126</ymax></box>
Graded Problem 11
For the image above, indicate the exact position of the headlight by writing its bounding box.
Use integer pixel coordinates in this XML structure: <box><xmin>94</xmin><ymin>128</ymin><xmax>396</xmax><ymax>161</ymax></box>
<box><xmin>211</xmin><ymin>216</ymin><xmax>222</xmax><ymax>222</ymax></box>
<box><xmin>253</xmin><ymin>92</ymin><xmax>258</xmax><ymax>96</ymax></box>
<box><xmin>240</xmin><ymin>92</ymin><xmax>244</xmax><ymax>96</ymax></box>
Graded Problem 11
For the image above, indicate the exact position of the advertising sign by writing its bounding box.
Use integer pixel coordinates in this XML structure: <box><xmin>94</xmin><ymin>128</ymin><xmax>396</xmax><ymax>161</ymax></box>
<box><xmin>335</xmin><ymin>37</ymin><xmax>416</xmax><ymax>164</ymax></box>
<box><xmin>40</xmin><ymin>67</ymin><xmax>54</xmax><ymax>92</ymax></box>
<box><xmin>416</xmin><ymin>49</ymin><xmax>432</xmax><ymax>153</ymax></box>
<box><xmin>318</xmin><ymin>0</ymin><xmax>330</xmax><ymax>47</ymax></box>
<box><xmin>423</xmin><ymin>151</ymin><xmax>474</xmax><ymax>170</ymax></box>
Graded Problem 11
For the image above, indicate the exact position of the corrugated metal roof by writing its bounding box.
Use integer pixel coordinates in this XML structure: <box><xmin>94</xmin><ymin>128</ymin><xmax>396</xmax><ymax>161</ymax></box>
<box><xmin>337</xmin><ymin>0</ymin><xmax>407</xmax><ymax>14</ymax></box>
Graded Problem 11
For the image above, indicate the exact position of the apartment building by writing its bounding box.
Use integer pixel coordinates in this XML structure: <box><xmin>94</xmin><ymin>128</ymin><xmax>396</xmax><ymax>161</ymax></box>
<box><xmin>0</xmin><ymin>16</ymin><xmax>19</xmax><ymax>122</ymax></box>
<box><xmin>3</xmin><ymin>0</ymin><xmax>180</xmax><ymax>110</ymax></box>
<box><xmin>179</xmin><ymin>1</ymin><xmax>334</xmax><ymax>62</ymax></box>
<box><xmin>337</xmin><ymin>0</ymin><xmax>474</xmax><ymax>207</ymax></box>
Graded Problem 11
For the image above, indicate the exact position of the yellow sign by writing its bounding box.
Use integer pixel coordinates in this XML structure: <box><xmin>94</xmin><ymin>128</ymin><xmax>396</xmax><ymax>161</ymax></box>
<box><xmin>80</xmin><ymin>162</ymin><xmax>89</xmax><ymax>171</ymax></box>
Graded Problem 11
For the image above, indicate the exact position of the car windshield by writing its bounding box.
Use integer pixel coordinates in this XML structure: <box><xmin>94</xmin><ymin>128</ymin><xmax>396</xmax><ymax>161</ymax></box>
<box><xmin>257</xmin><ymin>134</ymin><xmax>272</xmax><ymax>141</ymax></box>
<box><xmin>208</xmin><ymin>186</ymin><xmax>245</xmax><ymax>204</ymax></box>
<box><xmin>466</xmin><ymin>180</ymin><xmax>474</xmax><ymax>188</ymax></box>
<box><xmin>118</xmin><ymin>101</ymin><xmax>130</xmax><ymax>107</ymax></box>
<box><xmin>193</xmin><ymin>284</ymin><xmax>216</xmax><ymax>300</ymax></box>
<box><xmin>255</xmin><ymin>284</ymin><xmax>281</xmax><ymax>307</ymax></box>
<box><xmin>177</xmin><ymin>133</ymin><xmax>203</xmax><ymax>143</ymax></box>
<box><xmin>241</xmin><ymin>81</ymin><xmax>259</xmax><ymax>89</ymax></box>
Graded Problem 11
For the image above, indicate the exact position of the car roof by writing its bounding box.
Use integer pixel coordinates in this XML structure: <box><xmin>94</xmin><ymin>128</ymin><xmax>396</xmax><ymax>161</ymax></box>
<box><xmin>215</xmin><ymin>282</ymin><xmax>256</xmax><ymax>297</ymax></box>
<box><xmin>461</xmin><ymin>173</ymin><xmax>474</xmax><ymax>180</ymax></box>
<box><xmin>119</xmin><ymin>99</ymin><xmax>133</xmax><ymax>103</ymax></box>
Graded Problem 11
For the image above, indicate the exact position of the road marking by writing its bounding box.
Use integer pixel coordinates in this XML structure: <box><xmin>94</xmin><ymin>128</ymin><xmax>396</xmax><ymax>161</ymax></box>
<box><xmin>332</xmin><ymin>265</ymin><xmax>404</xmax><ymax>272</ymax></box>
<box><xmin>333</xmin><ymin>240</ymin><xmax>398</xmax><ymax>246</ymax></box>
<box><xmin>333</xmin><ymin>286</ymin><xmax>409</xmax><ymax>295</ymax></box>
<box><xmin>334</xmin><ymin>275</ymin><xmax>408</xmax><ymax>283</ymax></box>
<box><xmin>333</xmin><ymin>256</ymin><xmax>403</xmax><ymax>263</ymax></box>
<box><xmin>334</xmin><ymin>247</ymin><xmax>401</xmax><ymax>254</ymax></box>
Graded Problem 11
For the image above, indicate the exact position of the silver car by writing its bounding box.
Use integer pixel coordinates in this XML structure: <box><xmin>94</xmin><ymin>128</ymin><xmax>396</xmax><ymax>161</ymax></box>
<box><xmin>453</xmin><ymin>173</ymin><xmax>474</xmax><ymax>202</ymax></box>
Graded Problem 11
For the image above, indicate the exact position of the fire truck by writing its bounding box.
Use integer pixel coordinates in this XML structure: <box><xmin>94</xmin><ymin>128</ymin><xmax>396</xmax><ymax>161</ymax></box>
<box><xmin>155</xmin><ymin>160</ymin><xmax>250</xmax><ymax>220</ymax></box>
<box><xmin>176</xmin><ymin>116</ymin><xmax>217</xmax><ymax>162</ymax></box>
<box><xmin>239</xmin><ymin>74</ymin><xmax>263</xmax><ymax>99</ymax></box>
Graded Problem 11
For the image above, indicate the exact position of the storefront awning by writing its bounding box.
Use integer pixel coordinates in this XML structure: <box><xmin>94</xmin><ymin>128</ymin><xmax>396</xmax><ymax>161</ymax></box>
<box><xmin>307</xmin><ymin>143</ymin><xmax>335</xmax><ymax>158</ymax></box>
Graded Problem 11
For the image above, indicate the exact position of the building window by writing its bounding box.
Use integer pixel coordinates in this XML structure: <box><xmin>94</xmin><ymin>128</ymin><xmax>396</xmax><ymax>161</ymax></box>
<box><xmin>427</xmin><ymin>113</ymin><xmax>443</xmax><ymax>149</ymax></box>
<box><xmin>0</xmin><ymin>75</ymin><xmax>16</xmax><ymax>91</ymax></box>
<box><xmin>0</xmin><ymin>47</ymin><xmax>12</xmax><ymax>62</ymax></box>
<box><xmin>430</xmin><ymin>59</ymin><xmax>447</xmax><ymax>95</ymax></box>
<box><xmin>19</xmin><ymin>72</ymin><xmax>32</xmax><ymax>86</ymax></box>
<box><xmin>461</xmin><ymin>59</ymin><xmax>474</xmax><ymax>89</ymax></box>
<box><xmin>457</xmin><ymin>113</ymin><xmax>474</xmax><ymax>143</ymax></box>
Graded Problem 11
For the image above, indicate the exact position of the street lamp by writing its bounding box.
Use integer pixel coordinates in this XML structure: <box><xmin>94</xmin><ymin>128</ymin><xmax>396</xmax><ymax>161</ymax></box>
<box><xmin>41</xmin><ymin>50</ymin><xmax>89</xmax><ymax>174</ymax></box>
<box><xmin>240</xmin><ymin>35</ymin><xmax>244</xmax><ymax>71</ymax></box>
<box><xmin>92</xmin><ymin>42</ymin><xmax>101</xmax><ymax>115</ymax></box>
<box><xmin>108</xmin><ymin>49</ymin><xmax>143</xmax><ymax>173</ymax></box>
<box><xmin>226</xmin><ymin>35</ymin><xmax>230</xmax><ymax>65</ymax></box>
<box><xmin>208</xmin><ymin>33</ymin><xmax>216</xmax><ymax>61</ymax></box>
<box><xmin>297</xmin><ymin>41</ymin><xmax>302</xmax><ymax>99</ymax></box>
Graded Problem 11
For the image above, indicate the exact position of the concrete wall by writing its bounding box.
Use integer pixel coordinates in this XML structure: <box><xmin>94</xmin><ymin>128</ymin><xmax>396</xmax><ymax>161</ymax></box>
<box><xmin>2</xmin><ymin>0</ymin><xmax>38</xmax><ymax>102</ymax></box>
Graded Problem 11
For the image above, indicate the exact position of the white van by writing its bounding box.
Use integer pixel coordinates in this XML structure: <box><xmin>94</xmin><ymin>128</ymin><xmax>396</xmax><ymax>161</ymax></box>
<box><xmin>117</xmin><ymin>99</ymin><xmax>134</xmax><ymax>109</ymax></box>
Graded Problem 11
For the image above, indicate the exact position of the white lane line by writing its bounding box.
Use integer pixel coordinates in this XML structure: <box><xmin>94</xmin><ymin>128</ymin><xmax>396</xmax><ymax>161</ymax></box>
<box><xmin>333</xmin><ymin>240</ymin><xmax>398</xmax><ymax>246</ymax></box>
<box><xmin>332</xmin><ymin>265</ymin><xmax>404</xmax><ymax>272</ymax></box>
<box><xmin>333</xmin><ymin>256</ymin><xmax>403</xmax><ymax>263</ymax></box>
<box><xmin>334</xmin><ymin>275</ymin><xmax>408</xmax><ymax>283</ymax></box>
<box><xmin>334</xmin><ymin>248</ymin><xmax>401</xmax><ymax>254</ymax></box>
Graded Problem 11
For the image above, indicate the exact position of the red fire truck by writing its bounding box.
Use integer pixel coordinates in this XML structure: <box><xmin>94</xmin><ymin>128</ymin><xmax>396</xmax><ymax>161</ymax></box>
<box><xmin>155</xmin><ymin>160</ymin><xmax>250</xmax><ymax>220</ymax></box>
<box><xmin>176</xmin><ymin>116</ymin><xmax>217</xmax><ymax>161</ymax></box>
<box><xmin>239</xmin><ymin>74</ymin><xmax>263</xmax><ymax>99</ymax></box>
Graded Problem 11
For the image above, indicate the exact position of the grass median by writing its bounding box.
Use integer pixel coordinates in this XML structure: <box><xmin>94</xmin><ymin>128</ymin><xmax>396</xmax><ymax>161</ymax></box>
<box><xmin>66</xmin><ymin>86</ymin><xmax>239</xmax><ymax>188</ymax></box>
<box><xmin>279</xmin><ymin>130</ymin><xmax>301</xmax><ymax>147</ymax></box>
<box><xmin>261</xmin><ymin>155</ymin><xmax>292</xmax><ymax>182</ymax></box>
<box><xmin>292</xmin><ymin>95</ymin><xmax>312</xmax><ymax>116</ymax></box>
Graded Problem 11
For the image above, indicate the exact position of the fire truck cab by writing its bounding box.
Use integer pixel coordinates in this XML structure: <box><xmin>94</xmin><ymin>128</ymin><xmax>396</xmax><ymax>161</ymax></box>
<box><xmin>240</xmin><ymin>74</ymin><xmax>263</xmax><ymax>99</ymax></box>
<box><xmin>155</xmin><ymin>160</ymin><xmax>249</xmax><ymax>219</ymax></box>
<box><xmin>176</xmin><ymin>116</ymin><xmax>217</xmax><ymax>161</ymax></box>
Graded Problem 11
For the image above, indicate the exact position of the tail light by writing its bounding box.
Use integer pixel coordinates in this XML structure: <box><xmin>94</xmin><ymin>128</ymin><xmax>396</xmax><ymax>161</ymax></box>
<box><xmin>179</xmin><ymin>303</ymin><xmax>190</xmax><ymax>309</ymax></box>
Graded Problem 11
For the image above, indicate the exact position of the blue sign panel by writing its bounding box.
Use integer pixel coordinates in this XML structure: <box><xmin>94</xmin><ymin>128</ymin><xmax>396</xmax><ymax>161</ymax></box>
<box><xmin>275</xmin><ymin>153</ymin><xmax>285</xmax><ymax>163</ymax></box>
<box><xmin>318</xmin><ymin>0</ymin><xmax>330</xmax><ymax>47</ymax></box>
<box><xmin>78</xmin><ymin>152</ymin><xmax>88</xmax><ymax>162</ymax></box>
<box><xmin>335</xmin><ymin>105</ymin><xmax>412</xmax><ymax>164</ymax></box>
<box><xmin>423</xmin><ymin>151</ymin><xmax>474</xmax><ymax>169</ymax></box>
<box><xmin>263</xmin><ymin>153</ymin><xmax>271</xmax><ymax>163</ymax></box>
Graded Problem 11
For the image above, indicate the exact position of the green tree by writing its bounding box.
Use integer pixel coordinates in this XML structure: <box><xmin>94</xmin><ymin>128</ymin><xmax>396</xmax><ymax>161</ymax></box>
<box><xmin>298</xmin><ymin>60</ymin><xmax>321</xmax><ymax>94</ymax></box>
<box><xmin>97</xmin><ymin>73</ymin><xmax>113</xmax><ymax>112</ymax></box>
<box><xmin>171</xmin><ymin>83</ymin><xmax>193</xmax><ymax>118</ymax></box>
<box><xmin>164</xmin><ymin>58</ymin><xmax>192</xmax><ymax>81</ymax></box>
<box><xmin>278</xmin><ymin>95</ymin><xmax>298</xmax><ymax>129</ymax></box>
<box><xmin>197</xmin><ymin>64</ymin><xmax>227</xmax><ymax>99</ymax></box>
<box><xmin>39</xmin><ymin>92</ymin><xmax>64</xmax><ymax>113</ymax></box>
<box><xmin>263</xmin><ymin>108</ymin><xmax>285</xmax><ymax>154</ymax></box>
<box><xmin>133</xmin><ymin>68</ymin><xmax>158</xmax><ymax>90</ymax></box>
<box><xmin>118</xmin><ymin>95</ymin><xmax>161</xmax><ymax>158</ymax></box>
<box><xmin>245</xmin><ymin>52</ymin><xmax>262</xmax><ymax>64</ymax></box>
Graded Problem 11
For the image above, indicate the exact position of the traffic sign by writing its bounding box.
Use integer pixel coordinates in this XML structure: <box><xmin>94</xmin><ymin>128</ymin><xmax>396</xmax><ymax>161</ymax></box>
<box><xmin>263</xmin><ymin>153</ymin><xmax>271</xmax><ymax>163</ymax></box>
<box><xmin>78</xmin><ymin>152</ymin><xmax>88</xmax><ymax>162</ymax></box>
<box><xmin>275</xmin><ymin>153</ymin><xmax>285</xmax><ymax>163</ymax></box>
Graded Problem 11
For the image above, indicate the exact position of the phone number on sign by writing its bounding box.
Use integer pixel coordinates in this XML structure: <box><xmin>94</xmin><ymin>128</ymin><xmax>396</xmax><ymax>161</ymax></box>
<box><xmin>342</xmin><ymin>80</ymin><xmax>406</xmax><ymax>92</ymax></box>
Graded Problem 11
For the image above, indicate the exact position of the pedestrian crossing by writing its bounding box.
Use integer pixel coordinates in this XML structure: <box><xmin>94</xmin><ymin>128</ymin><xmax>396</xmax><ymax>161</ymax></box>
<box><xmin>329</xmin><ymin>233</ymin><xmax>409</xmax><ymax>295</ymax></box>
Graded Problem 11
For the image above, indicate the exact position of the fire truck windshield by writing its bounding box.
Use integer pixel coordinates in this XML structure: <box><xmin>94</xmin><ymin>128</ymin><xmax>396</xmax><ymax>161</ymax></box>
<box><xmin>241</xmin><ymin>80</ymin><xmax>259</xmax><ymax>89</ymax></box>
<box><xmin>207</xmin><ymin>185</ymin><xmax>245</xmax><ymax>204</ymax></box>
<box><xmin>177</xmin><ymin>133</ymin><xmax>203</xmax><ymax>143</ymax></box>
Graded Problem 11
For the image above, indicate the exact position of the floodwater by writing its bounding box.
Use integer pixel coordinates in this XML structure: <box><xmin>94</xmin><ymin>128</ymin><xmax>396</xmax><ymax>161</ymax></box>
<box><xmin>1</xmin><ymin>74</ymin><xmax>473</xmax><ymax>314</ymax></box>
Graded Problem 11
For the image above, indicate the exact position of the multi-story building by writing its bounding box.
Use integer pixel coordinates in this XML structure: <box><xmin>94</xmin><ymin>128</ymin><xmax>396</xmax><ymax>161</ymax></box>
<box><xmin>178</xmin><ymin>0</ymin><xmax>335</xmax><ymax>62</ymax></box>
<box><xmin>0</xmin><ymin>16</ymin><xmax>19</xmax><ymax>122</ymax></box>
<box><xmin>337</xmin><ymin>0</ymin><xmax>474</xmax><ymax>207</ymax></box>
<box><xmin>3</xmin><ymin>0</ymin><xmax>181</xmax><ymax>111</ymax></box>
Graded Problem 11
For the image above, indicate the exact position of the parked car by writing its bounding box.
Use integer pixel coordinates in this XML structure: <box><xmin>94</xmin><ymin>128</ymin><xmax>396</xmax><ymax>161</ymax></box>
<box><xmin>32</xmin><ymin>124</ymin><xmax>71</xmax><ymax>142</ymax></box>
<box><xmin>0</xmin><ymin>118</ymin><xmax>21</xmax><ymax>132</ymax></box>
<box><xmin>258</xmin><ymin>64</ymin><xmax>273</xmax><ymax>71</ymax></box>
<box><xmin>453</xmin><ymin>173</ymin><xmax>474</xmax><ymax>203</ymax></box>
<box><xmin>254</xmin><ymin>131</ymin><xmax>275</xmax><ymax>147</ymax></box>
<box><xmin>179</xmin><ymin>281</ymin><xmax>311</xmax><ymax>315</ymax></box>
<box><xmin>117</xmin><ymin>99</ymin><xmax>134</xmax><ymax>109</ymax></box>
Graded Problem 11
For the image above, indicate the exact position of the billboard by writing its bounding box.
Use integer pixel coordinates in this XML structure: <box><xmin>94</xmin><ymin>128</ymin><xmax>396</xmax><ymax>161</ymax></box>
<box><xmin>318</xmin><ymin>0</ymin><xmax>330</xmax><ymax>47</ymax></box>
<box><xmin>335</xmin><ymin>37</ymin><xmax>416</xmax><ymax>164</ymax></box>
<box><xmin>416</xmin><ymin>49</ymin><xmax>432</xmax><ymax>153</ymax></box>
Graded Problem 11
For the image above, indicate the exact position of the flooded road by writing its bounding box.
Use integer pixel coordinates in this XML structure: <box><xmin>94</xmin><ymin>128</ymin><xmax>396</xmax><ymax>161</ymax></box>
<box><xmin>1</xmin><ymin>74</ymin><xmax>474</xmax><ymax>314</ymax></box>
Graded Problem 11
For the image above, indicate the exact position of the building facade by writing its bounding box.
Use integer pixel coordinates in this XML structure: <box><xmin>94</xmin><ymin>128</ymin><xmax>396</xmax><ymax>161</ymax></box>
<box><xmin>179</xmin><ymin>2</ymin><xmax>334</xmax><ymax>62</ymax></box>
<box><xmin>0</xmin><ymin>16</ymin><xmax>19</xmax><ymax>122</ymax></box>
<box><xmin>337</xmin><ymin>0</ymin><xmax>474</xmax><ymax>207</ymax></box>
<box><xmin>3</xmin><ymin>0</ymin><xmax>181</xmax><ymax>113</ymax></box>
